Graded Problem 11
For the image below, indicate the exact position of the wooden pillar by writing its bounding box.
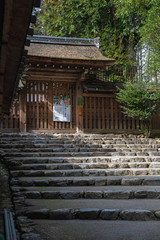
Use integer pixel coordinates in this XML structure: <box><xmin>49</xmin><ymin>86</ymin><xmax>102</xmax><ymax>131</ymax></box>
<box><xmin>20</xmin><ymin>87</ymin><xmax>27</xmax><ymax>132</ymax></box>
<box><xmin>48</xmin><ymin>81</ymin><xmax>53</xmax><ymax>129</ymax></box>
<box><xmin>76</xmin><ymin>73</ymin><xmax>84</xmax><ymax>132</ymax></box>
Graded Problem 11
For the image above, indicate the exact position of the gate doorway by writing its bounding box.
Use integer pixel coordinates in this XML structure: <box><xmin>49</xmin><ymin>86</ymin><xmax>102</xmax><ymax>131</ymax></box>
<box><xmin>26</xmin><ymin>81</ymin><xmax>76</xmax><ymax>131</ymax></box>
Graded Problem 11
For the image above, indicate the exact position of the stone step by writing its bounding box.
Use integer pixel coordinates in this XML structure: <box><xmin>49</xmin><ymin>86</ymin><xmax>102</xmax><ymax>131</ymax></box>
<box><xmin>12</xmin><ymin>175</ymin><xmax>160</xmax><ymax>187</ymax></box>
<box><xmin>10</xmin><ymin>167</ymin><xmax>160</xmax><ymax>178</ymax></box>
<box><xmin>5</xmin><ymin>156</ymin><xmax>160</xmax><ymax>165</ymax></box>
<box><xmin>0</xmin><ymin>147</ymin><xmax>121</xmax><ymax>153</ymax></box>
<box><xmin>1</xmin><ymin>133</ymin><xmax>160</xmax><ymax>231</ymax></box>
<box><xmin>1</xmin><ymin>136</ymin><xmax>159</xmax><ymax>144</ymax></box>
<box><xmin>12</xmin><ymin>185</ymin><xmax>160</xmax><ymax>192</ymax></box>
<box><xmin>3</xmin><ymin>151</ymin><xmax>160</xmax><ymax>158</ymax></box>
<box><xmin>2</xmin><ymin>152</ymin><xmax>114</xmax><ymax>157</ymax></box>
<box><xmin>31</xmin><ymin>219</ymin><xmax>160</xmax><ymax>240</ymax></box>
<box><xmin>0</xmin><ymin>135</ymin><xmax>152</xmax><ymax>140</ymax></box>
<box><xmin>10</xmin><ymin>162</ymin><xmax>160</xmax><ymax>171</ymax></box>
<box><xmin>0</xmin><ymin>134</ymin><xmax>150</xmax><ymax>139</ymax></box>
<box><xmin>0</xmin><ymin>141</ymin><xmax>160</xmax><ymax>150</ymax></box>
<box><xmin>12</xmin><ymin>166</ymin><xmax>160</xmax><ymax>177</ymax></box>
<box><xmin>22</xmin><ymin>188</ymin><xmax>160</xmax><ymax>200</ymax></box>
<box><xmin>23</xmin><ymin>199</ymin><xmax>160</xmax><ymax>221</ymax></box>
<box><xmin>1</xmin><ymin>147</ymin><xmax>160</xmax><ymax>154</ymax></box>
<box><xmin>1</xmin><ymin>139</ymin><xmax>159</xmax><ymax>146</ymax></box>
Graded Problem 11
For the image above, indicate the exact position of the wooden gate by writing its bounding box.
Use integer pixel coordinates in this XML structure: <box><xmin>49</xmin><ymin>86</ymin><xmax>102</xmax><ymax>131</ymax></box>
<box><xmin>26</xmin><ymin>81</ymin><xmax>76</xmax><ymax>131</ymax></box>
<box><xmin>83</xmin><ymin>93</ymin><xmax>141</xmax><ymax>132</ymax></box>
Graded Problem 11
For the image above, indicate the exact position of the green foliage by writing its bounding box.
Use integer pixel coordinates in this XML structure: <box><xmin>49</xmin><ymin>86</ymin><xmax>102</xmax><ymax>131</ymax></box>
<box><xmin>34</xmin><ymin>0</ymin><xmax>150</xmax><ymax>70</ymax></box>
<box><xmin>116</xmin><ymin>81</ymin><xmax>160</xmax><ymax>136</ymax></box>
<box><xmin>34</xmin><ymin>0</ymin><xmax>160</xmax><ymax>83</ymax></box>
<box><xmin>108</xmin><ymin>74</ymin><xmax>125</xmax><ymax>82</ymax></box>
<box><xmin>140</xmin><ymin>0</ymin><xmax>160</xmax><ymax>83</ymax></box>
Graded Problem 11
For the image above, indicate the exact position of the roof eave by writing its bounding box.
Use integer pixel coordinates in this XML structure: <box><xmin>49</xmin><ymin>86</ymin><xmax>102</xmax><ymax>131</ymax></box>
<box><xmin>27</xmin><ymin>56</ymin><xmax>115</xmax><ymax>68</ymax></box>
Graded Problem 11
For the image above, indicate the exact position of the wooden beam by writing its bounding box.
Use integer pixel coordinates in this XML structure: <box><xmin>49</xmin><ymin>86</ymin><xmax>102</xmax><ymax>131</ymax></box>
<box><xmin>26</xmin><ymin>68</ymin><xmax>84</xmax><ymax>74</ymax></box>
<box><xmin>27</xmin><ymin>56</ymin><xmax>115</xmax><ymax>68</ymax></box>
<box><xmin>83</xmin><ymin>93</ymin><xmax>115</xmax><ymax>98</ymax></box>
<box><xmin>26</xmin><ymin>72</ymin><xmax>78</xmax><ymax>76</ymax></box>
<box><xmin>2</xmin><ymin>0</ymin><xmax>34</xmax><ymax>113</ymax></box>
<box><xmin>26</xmin><ymin>78</ymin><xmax>77</xmax><ymax>83</ymax></box>
<box><xmin>76</xmin><ymin>73</ymin><xmax>84</xmax><ymax>132</ymax></box>
<box><xmin>48</xmin><ymin>82</ymin><xmax>53</xmax><ymax>129</ymax></box>
<box><xmin>0</xmin><ymin>0</ymin><xmax>13</xmax><ymax>114</ymax></box>
<box><xmin>26</xmin><ymin>75</ymin><xmax>79</xmax><ymax>81</ymax></box>
<box><xmin>19</xmin><ymin>87</ymin><xmax>27</xmax><ymax>132</ymax></box>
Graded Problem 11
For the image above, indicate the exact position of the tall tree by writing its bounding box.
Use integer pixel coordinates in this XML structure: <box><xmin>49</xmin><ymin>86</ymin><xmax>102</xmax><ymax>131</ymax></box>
<box><xmin>34</xmin><ymin>0</ymin><xmax>155</xmax><ymax>82</ymax></box>
<box><xmin>140</xmin><ymin>0</ymin><xmax>160</xmax><ymax>85</ymax></box>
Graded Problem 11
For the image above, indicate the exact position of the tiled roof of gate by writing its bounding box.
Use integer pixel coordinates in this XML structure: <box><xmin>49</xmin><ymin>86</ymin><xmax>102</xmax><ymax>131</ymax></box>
<box><xmin>26</xmin><ymin>35</ymin><xmax>114</xmax><ymax>62</ymax></box>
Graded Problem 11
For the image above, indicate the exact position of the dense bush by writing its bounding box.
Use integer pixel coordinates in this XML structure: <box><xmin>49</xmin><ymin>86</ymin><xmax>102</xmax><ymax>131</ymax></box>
<box><xmin>116</xmin><ymin>81</ymin><xmax>160</xmax><ymax>137</ymax></box>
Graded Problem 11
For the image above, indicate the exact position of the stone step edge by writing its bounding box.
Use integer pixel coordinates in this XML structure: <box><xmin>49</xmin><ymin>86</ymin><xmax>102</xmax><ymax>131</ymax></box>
<box><xmin>21</xmin><ymin>189</ymin><xmax>160</xmax><ymax>200</ymax></box>
<box><xmin>10</xmin><ymin>163</ymin><xmax>160</xmax><ymax>171</ymax></box>
<box><xmin>2</xmin><ymin>149</ymin><xmax>160</xmax><ymax>154</ymax></box>
<box><xmin>10</xmin><ymin>168</ymin><xmax>160</xmax><ymax>178</ymax></box>
<box><xmin>11</xmin><ymin>177</ymin><xmax>160</xmax><ymax>187</ymax></box>
<box><xmin>0</xmin><ymin>136</ymin><xmax>158</xmax><ymax>140</ymax></box>
<box><xmin>4</xmin><ymin>156</ymin><xmax>160</xmax><ymax>161</ymax></box>
<box><xmin>25</xmin><ymin>208</ymin><xmax>160</xmax><ymax>221</ymax></box>
<box><xmin>3</xmin><ymin>152</ymin><xmax>160</xmax><ymax>156</ymax></box>
<box><xmin>1</xmin><ymin>144</ymin><xmax>160</xmax><ymax>147</ymax></box>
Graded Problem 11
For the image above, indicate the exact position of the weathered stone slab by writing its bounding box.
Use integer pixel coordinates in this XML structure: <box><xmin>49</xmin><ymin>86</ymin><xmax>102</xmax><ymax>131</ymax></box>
<box><xmin>95</xmin><ymin>179</ymin><xmax>106</xmax><ymax>186</ymax></box>
<box><xmin>149</xmin><ymin>152</ymin><xmax>160</xmax><ymax>156</ymax></box>
<box><xmin>45</xmin><ymin>170</ymin><xmax>62</xmax><ymax>177</ymax></box>
<box><xmin>65</xmin><ymin>170</ymin><xmax>83</xmax><ymax>177</ymax></box>
<box><xmin>154</xmin><ymin>211</ymin><xmax>160</xmax><ymax>218</ymax></box>
<box><xmin>149</xmin><ymin>169</ymin><xmax>160</xmax><ymax>175</ymax></box>
<box><xmin>104</xmin><ymin>190</ymin><xmax>133</xmax><ymax>199</ymax></box>
<box><xmin>89</xmin><ymin>163</ymin><xmax>108</xmax><ymax>169</ymax></box>
<box><xmin>26</xmin><ymin>171</ymin><xmax>45</xmax><ymax>177</ymax></box>
<box><xmin>150</xmin><ymin>163</ymin><xmax>160</xmax><ymax>168</ymax></box>
<box><xmin>106</xmin><ymin>169</ymin><xmax>130</xmax><ymax>176</ymax></box>
<box><xmin>19</xmin><ymin>180</ymin><xmax>34</xmax><ymax>187</ymax></box>
<box><xmin>76</xmin><ymin>208</ymin><xmax>100</xmax><ymax>219</ymax></box>
<box><xmin>25</xmin><ymin>191</ymin><xmax>41</xmax><ymax>199</ymax></box>
<box><xmin>60</xmin><ymin>190</ymin><xmax>83</xmax><ymax>199</ymax></box>
<box><xmin>129</xmin><ymin>163</ymin><xmax>149</xmax><ymax>168</ymax></box>
<box><xmin>41</xmin><ymin>191</ymin><xmax>60</xmax><ymax>199</ymax></box>
<box><xmin>126</xmin><ymin>152</ymin><xmax>136</xmax><ymax>156</ymax></box>
<box><xmin>59</xmin><ymin>164</ymin><xmax>73</xmax><ymax>170</ymax></box>
<box><xmin>100</xmin><ymin>209</ymin><xmax>120</xmax><ymax>220</ymax></box>
<box><xmin>73</xmin><ymin>179</ymin><xmax>94</xmax><ymax>186</ymax></box>
<box><xmin>83</xmin><ymin>169</ymin><xmax>106</xmax><ymax>176</ymax></box>
<box><xmin>85</xmin><ymin>191</ymin><xmax>103</xmax><ymax>199</ymax></box>
<box><xmin>132</xmin><ymin>169</ymin><xmax>148</xmax><ymax>176</ymax></box>
<box><xmin>137</xmin><ymin>152</ymin><xmax>149</xmax><ymax>156</ymax></box>
<box><xmin>143</xmin><ymin>177</ymin><xmax>160</xmax><ymax>186</ymax></box>
<box><xmin>34</xmin><ymin>180</ymin><xmax>49</xmax><ymax>186</ymax></box>
<box><xmin>21</xmin><ymin>233</ymin><xmax>42</xmax><ymax>240</ymax></box>
<box><xmin>107</xmin><ymin>178</ymin><xmax>121</xmax><ymax>185</ymax></box>
<box><xmin>120</xmin><ymin>209</ymin><xmax>155</xmax><ymax>221</ymax></box>
<box><xmin>134</xmin><ymin>190</ymin><xmax>158</xmax><ymax>199</ymax></box>
<box><xmin>26</xmin><ymin>209</ymin><xmax>49</xmax><ymax>219</ymax></box>
<box><xmin>50</xmin><ymin>208</ymin><xmax>74</xmax><ymax>220</ymax></box>
<box><xmin>49</xmin><ymin>179</ymin><xmax>71</xmax><ymax>186</ymax></box>
<box><xmin>121</xmin><ymin>178</ymin><xmax>143</xmax><ymax>186</ymax></box>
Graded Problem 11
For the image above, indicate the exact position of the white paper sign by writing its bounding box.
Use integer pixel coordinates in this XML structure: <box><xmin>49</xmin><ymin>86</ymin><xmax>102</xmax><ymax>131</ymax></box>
<box><xmin>53</xmin><ymin>96</ymin><xmax>71</xmax><ymax>122</ymax></box>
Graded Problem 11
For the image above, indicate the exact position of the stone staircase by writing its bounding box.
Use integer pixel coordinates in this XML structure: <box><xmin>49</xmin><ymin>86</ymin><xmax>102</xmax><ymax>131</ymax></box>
<box><xmin>1</xmin><ymin>133</ymin><xmax>160</xmax><ymax>239</ymax></box>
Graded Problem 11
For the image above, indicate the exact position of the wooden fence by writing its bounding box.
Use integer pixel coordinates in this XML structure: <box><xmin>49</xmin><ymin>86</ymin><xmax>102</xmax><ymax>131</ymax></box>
<box><xmin>83</xmin><ymin>93</ymin><xmax>141</xmax><ymax>132</ymax></box>
<box><xmin>0</xmin><ymin>84</ymin><xmax>159</xmax><ymax>132</ymax></box>
<box><xmin>0</xmin><ymin>101</ymin><xmax>19</xmax><ymax>131</ymax></box>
